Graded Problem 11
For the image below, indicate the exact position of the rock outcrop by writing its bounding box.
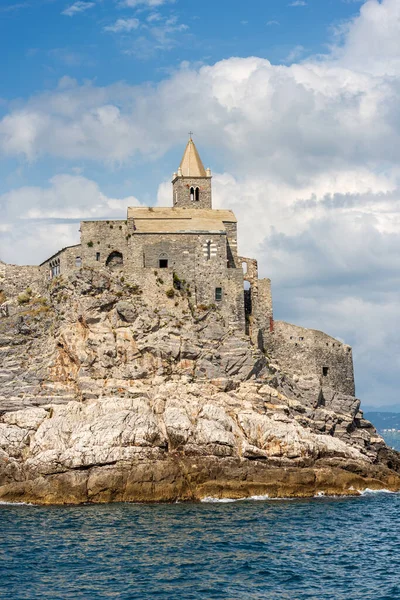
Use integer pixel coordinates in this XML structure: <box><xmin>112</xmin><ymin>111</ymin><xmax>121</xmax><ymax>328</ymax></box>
<box><xmin>0</xmin><ymin>267</ymin><xmax>399</xmax><ymax>504</ymax></box>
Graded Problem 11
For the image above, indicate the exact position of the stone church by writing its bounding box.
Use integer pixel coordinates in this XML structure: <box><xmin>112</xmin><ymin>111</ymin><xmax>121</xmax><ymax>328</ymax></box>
<box><xmin>3</xmin><ymin>138</ymin><xmax>356</xmax><ymax>396</ymax></box>
<box><xmin>40</xmin><ymin>136</ymin><xmax>274</xmax><ymax>341</ymax></box>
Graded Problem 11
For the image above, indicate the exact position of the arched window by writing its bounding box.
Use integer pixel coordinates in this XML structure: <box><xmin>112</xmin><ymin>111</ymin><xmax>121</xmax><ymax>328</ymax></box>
<box><xmin>106</xmin><ymin>251</ymin><xmax>123</xmax><ymax>269</ymax></box>
<box><xmin>190</xmin><ymin>187</ymin><xmax>195</xmax><ymax>202</ymax></box>
<box><xmin>195</xmin><ymin>187</ymin><xmax>200</xmax><ymax>202</ymax></box>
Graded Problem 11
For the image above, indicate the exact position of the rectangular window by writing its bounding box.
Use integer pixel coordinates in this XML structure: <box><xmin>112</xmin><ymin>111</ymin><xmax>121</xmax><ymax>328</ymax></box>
<box><xmin>159</xmin><ymin>259</ymin><xmax>168</xmax><ymax>268</ymax></box>
<box><xmin>323</xmin><ymin>367</ymin><xmax>329</xmax><ymax>377</ymax></box>
<box><xmin>75</xmin><ymin>257</ymin><xmax>82</xmax><ymax>267</ymax></box>
<box><xmin>96</xmin><ymin>252</ymin><xmax>100</xmax><ymax>262</ymax></box>
<box><xmin>215</xmin><ymin>287</ymin><xmax>222</xmax><ymax>301</ymax></box>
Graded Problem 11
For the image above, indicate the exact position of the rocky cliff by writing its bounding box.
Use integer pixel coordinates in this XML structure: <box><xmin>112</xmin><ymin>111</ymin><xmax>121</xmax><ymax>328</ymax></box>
<box><xmin>0</xmin><ymin>267</ymin><xmax>399</xmax><ymax>504</ymax></box>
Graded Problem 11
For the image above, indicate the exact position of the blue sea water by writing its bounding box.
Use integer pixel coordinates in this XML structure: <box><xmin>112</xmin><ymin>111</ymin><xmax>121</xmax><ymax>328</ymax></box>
<box><xmin>1</xmin><ymin>493</ymin><xmax>400</xmax><ymax>600</ymax></box>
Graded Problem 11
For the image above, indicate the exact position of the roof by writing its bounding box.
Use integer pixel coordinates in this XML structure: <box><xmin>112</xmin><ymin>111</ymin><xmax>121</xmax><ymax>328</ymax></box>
<box><xmin>179</xmin><ymin>138</ymin><xmax>207</xmax><ymax>177</ymax></box>
<box><xmin>127</xmin><ymin>207</ymin><xmax>236</xmax><ymax>234</ymax></box>
<box><xmin>40</xmin><ymin>244</ymin><xmax>81</xmax><ymax>266</ymax></box>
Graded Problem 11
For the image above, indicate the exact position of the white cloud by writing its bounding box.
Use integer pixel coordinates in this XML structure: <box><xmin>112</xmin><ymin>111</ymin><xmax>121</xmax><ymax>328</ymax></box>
<box><xmin>62</xmin><ymin>1</ymin><xmax>95</xmax><ymax>17</ymax></box>
<box><xmin>104</xmin><ymin>18</ymin><xmax>140</xmax><ymax>33</ymax></box>
<box><xmin>289</xmin><ymin>1</ymin><xmax>307</xmax><ymax>6</ymax></box>
<box><xmin>266</xmin><ymin>20</ymin><xmax>279</xmax><ymax>26</ymax></box>
<box><xmin>0</xmin><ymin>174</ymin><xmax>142</xmax><ymax>264</ymax></box>
<box><xmin>285</xmin><ymin>44</ymin><xmax>306</xmax><ymax>62</ymax></box>
<box><xmin>330</xmin><ymin>0</ymin><xmax>400</xmax><ymax>75</ymax></box>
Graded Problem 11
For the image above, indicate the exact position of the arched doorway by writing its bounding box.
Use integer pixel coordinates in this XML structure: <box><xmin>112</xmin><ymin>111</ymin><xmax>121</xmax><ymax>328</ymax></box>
<box><xmin>106</xmin><ymin>251</ymin><xmax>123</xmax><ymax>269</ymax></box>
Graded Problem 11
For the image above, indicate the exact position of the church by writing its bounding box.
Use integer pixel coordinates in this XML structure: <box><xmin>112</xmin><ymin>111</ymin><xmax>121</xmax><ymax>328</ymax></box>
<box><xmin>40</xmin><ymin>136</ymin><xmax>273</xmax><ymax>343</ymax></box>
<box><xmin>36</xmin><ymin>137</ymin><xmax>355</xmax><ymax>395</ymax></box>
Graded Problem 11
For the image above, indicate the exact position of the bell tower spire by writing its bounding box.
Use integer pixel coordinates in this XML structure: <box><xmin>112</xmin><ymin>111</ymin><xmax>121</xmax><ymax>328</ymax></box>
<box><xmin>172</xmin><ymin>136</ymin><xmax>212</xmax><ymax>209</ymax></box>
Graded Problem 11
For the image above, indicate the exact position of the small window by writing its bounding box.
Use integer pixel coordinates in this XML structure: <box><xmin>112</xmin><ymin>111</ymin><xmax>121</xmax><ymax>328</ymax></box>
<box><xmin>96</xmin><ymin>252</ymin><xmax>100</xmax><ymax>262</ymax></box>
<box><xmin>323</xmin><ymin>367</ymin><xmax>329</xmax><ymax>377</ymax></box>
<box><xmin>190</xmin><ymin>187</ymin><xmax>195</xmax><ymax>202</ymax></box>
<box><xmin>159</xmin><ymin>259</ymin><xmax>168</xmax><ymax>268</ymax></box>
<box><xmin>75</xmin><ymin>257</ymin><xmax>82</xmax><ymax>267</ymax></box>
<box><xmin>206</xmin><ymin>240</ymin><xmax>211</xmax><ymax>260</ymax></box>
<box><xmin>195</xmin><ymin>187</ymin><xmax>200</xmax><ymax>202</ymax></box>
<box><xmin>215</xmin><ymin>287</ymin><xmax>222</xmax><ymax>301</ymax></box>
<box><xmin>299</xmin><ymin>336</ymin><xmax>304</xmax><ymax>341</ymax></box>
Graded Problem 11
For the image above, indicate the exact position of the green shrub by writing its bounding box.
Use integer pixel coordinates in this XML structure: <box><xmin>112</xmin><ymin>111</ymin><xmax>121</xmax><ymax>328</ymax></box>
<box><xmin>18</xmin><ymin>292</ymin><xmax>31</xmax><ymax>305</ymax></box>
<box><xmin>87</xmin><ymin>241</ymin><xmax>94</xmax><ymax>248</ymax></box>
<box><xmin>166</xmin><ymin>288</ymin><xmax>175</xmax><ymax>299</ymax></box>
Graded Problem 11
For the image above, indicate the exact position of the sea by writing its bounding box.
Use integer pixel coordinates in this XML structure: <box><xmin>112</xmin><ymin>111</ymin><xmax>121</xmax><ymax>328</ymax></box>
<box><xmin>1</xmin><ymin>491</ymin><xmax>400</xmax><ymax>600</ymax></box>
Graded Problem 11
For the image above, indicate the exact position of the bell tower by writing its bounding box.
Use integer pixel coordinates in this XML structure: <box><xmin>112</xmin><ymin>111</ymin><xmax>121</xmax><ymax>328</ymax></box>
<box><xmin>172</xmin><ymin>136</ymin><xmax>212</xmax><ymax>209</ymax></box>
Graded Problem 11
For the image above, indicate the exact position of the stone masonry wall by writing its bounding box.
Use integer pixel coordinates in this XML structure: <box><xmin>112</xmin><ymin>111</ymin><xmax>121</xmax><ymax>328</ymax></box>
<box><xmin>80</xmin><ymin>221</ymin><xmax>128</xmax><ymax>269</ymax></box>
<box><xmin>0</xmin><ymin>264</ymin><xmax>42</xmax><ymax>299</ymax></box>
<box><xmin>224</xmin><ymin>221</ymin><xmax>238</xmax><ymax>267</ymax></box>
<box><xmin>268</xmin><ymin>321</ymin><xmax>355</xmax><ymax>396</ymax></box>
<box><xmin>40</xmin><ymin>245</ymin><xmax>81</xmax><ymax>281</ymax></box>
<box><xmin>172</xmin><ymin>176</ymin><xmax>212</xmax><ymax>209</ymax></box>
<box><xmin>125</xmin><ymin>232</ymin><xmax>245</xmax><ymax>331</ymax></box>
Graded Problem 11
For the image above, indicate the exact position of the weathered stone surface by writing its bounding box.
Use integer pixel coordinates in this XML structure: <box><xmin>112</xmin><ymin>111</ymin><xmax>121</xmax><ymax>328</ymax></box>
<box><xmin>0</xmin><ymin>267</ymin><xmax>399</xmax><ymax>504</ymax></box>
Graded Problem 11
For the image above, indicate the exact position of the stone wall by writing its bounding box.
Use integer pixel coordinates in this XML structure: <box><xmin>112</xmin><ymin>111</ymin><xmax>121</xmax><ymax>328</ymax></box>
<box><xmin>0</xmin><ymin>263</ymin><xmax>42</xmax><ymax>299</ymax></box>
<box><xmin>224</xmin><ymin>221</ymin><xmax>238</xmax><ymax>267</ymax></box>
<box><xmin>124</xmin><ymin>231</ymin><xmax>245</xmax><ymax>331</ymax></box>
<box><xmin>80</xmin><ymin>221</ymin><xmax>128</xmax><ymax>269</ymax></box>
<box><xmin>40</xmin><ymin>245</ymin><xmax>81</xmax><ymax>281</ymax></box>
<box><xmin>268</xmin><ymin>321</ymin><xmax>355</xmax><ymax>396</ymax></box>
<box><xmin>172</xmin><ymin>176</ymin><xmax>212</xmax><ymax>209</ymax></box>
<box><xmin>238</xmin><ymin>256</ymin><xmax>273</xmax><ymax>349</ymax></box>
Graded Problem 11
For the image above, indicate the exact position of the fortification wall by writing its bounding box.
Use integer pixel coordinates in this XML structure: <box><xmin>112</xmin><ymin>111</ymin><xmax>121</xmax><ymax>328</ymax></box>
<box><xmin>269</xmin><ymin>321</ymin><xmax>355</xmax><ymax>396</ymax></box>
<box><xmin>238</xmin><ymin>255</ymin><xmax>273</xmax><ymax>349</ymax></box>
<box><xmin>0</xmin><ymin>263</ymin><xmax>42</xmax><ymax>299</ymax></box>
<box><xmin>80</xmin><ymin>221</ymin><xmax>128</xmax><ymax>269</ymax></box>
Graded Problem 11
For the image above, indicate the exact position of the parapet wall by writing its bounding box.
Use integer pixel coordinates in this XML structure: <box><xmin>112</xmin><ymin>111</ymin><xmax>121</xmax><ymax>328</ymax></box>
<box><xmin>268</xmin><ymin>321</ymin><xmax>355</xmax><ymax>396</ymax></box>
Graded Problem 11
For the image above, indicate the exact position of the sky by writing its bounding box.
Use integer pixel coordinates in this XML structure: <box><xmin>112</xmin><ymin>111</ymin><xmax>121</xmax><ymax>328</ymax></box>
<box><xmin>0</xmin><ymin>0</ymin><xmax>399</xmax><ymax>409</ymax></box>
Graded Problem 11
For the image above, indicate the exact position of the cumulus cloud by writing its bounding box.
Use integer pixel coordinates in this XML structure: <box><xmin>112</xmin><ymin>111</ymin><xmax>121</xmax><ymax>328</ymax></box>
<box><xmin>0</xmin><ymin>174</ymin><xmax>142</xmax><ymax>264</ymax></box>
<box><xmin>1</xmin><ymin>0</ymin><xmax>400</xmax><ymax>405</ymax></box>
<box><xmin>62</xmin><ymin>1</ymin><xmax>95</xmax><ymax>17</ymax></box>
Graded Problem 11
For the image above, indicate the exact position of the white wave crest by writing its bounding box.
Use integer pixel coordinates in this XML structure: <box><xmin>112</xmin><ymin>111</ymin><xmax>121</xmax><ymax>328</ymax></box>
<box><xmin>201</xmin><ymin>497</ymin><xmax>239</xmax><ymax>503</ymax></box>
<box><xmin>201</xmin><ymin>494</ymin><xmax>294</xmax><ymax>503</ymax></box>
<box><xmin>0</xmin><ymin>501</ymin><xmax>33</xmax><ymax>506</ymax></box>
<box><xmin>359</xmin><ymin>488</ymin><xmax>398</xmax><ymax>496</ymax></box>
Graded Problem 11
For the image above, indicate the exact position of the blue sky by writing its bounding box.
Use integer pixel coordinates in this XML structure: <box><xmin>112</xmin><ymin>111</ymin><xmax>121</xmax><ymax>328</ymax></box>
<box><xmin>0</xmin><ymin>0</ymin><xmax>399</xmax><ymax>408</ymax></box>
<box><xmin>1</xmin><ymin>0</ymin><xmax>361</xmax><ymax>96</ymax></box>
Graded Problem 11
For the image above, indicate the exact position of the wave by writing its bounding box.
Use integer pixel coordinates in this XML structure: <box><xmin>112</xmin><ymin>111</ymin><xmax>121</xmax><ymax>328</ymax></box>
<box><xmin>200</xmin><ymin>495</ymin><xmax>296</xmax><ymax>503</ymax></box>
<box><xmin>359</xmin><ymin>488</ymin><xmax>398</xmax><ymax>496</ymax></box>
<box><xmin>0</xmin><ymin>501</ymin><xmax>34</xmax><ymax>506</ymax></box>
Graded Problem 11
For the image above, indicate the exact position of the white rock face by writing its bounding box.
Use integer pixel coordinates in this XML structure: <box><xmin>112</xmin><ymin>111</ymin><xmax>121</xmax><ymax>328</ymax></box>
<box><xmin>0</xmin><ymin>381</ymin><xmax>371</xmax><ymax>481</ymax></box>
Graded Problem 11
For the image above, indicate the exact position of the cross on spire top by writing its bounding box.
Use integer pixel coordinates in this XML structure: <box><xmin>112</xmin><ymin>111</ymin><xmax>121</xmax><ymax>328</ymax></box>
<box><xmin>188</xmin><ymin>131</ymin><xmax>194</xmax><ymax>139</ymax></box>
